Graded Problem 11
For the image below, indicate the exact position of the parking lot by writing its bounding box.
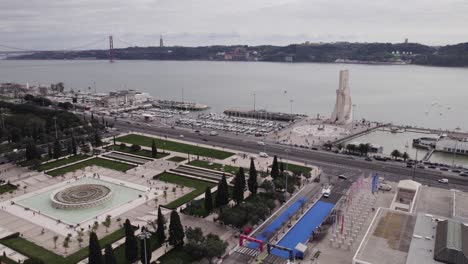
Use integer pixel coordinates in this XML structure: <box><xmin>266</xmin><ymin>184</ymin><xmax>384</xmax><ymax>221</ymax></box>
<box><xmin>175</xmin><ymin>113</ymin><xmax>288</xmax><ymax>136</ymax></box>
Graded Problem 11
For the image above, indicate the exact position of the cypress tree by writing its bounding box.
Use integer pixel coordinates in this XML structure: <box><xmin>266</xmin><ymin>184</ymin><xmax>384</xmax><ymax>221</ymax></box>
<box><xmin>151</xmin><ymin>139</ymin><xmax>157</xmax><ymax>158</ymax></box>
<box><xmin>156</xmin><ymin>206</ymin><xmax>166</xmax><ymax>242</ymax></box>
<box><xmin>248</xmin><ymin>158</ymin><xmax>258</xmax><ymax>195</ymax></box>
<box><xmin>233</xmin><ymin>169</ymin><xmax>245</xmax><ymax>204</ymax></box>
<box><xmin>94</xmin><ymin>130</ymin><xmax>102</xmax><ymax>147</ymax></box>
<box><xmin>280</xmin><ymin>162</ymin><xmax>284</xmax><ymax>174</ymax></box>
<box><xmin>53</xmin><ymin>139</ymin><xmax>61</xmax><ymax>159</ymax></box>
<box><xmin>25</xmin><ymin>139</ymin><xmax>40</xmax><ymax>161</ymax></box>
<box><xmin>271</xmin><ymin>155</ymin><xmax>279</xmax><ymax>179</ymax></box>
<box><xmin>215</xmin><ymin>174</ymin><xmax>229</xmax><ymax>207</ymax></box>
<box><xmin>103</xmin><ymin>244</ymin><xmax>117</xmax><ymax>264</ymax></box>
<box><xmin>239</xmin><ymin>167</ymin><xmax>246</xmax><ymax>191</ymax></box>
<box><xmin>168</xmin><ymin>211</ymin><xmax>185</xmax><ymax>247</ymax></box>
<box><xmin>139</xmin><ymin>227</ymin><xmax>152</xmax><ymax>264</ymax></box>
<box><xmin>124</xmin><ymin>219</ymin><xmax>138</xmax><ymax>264</ymax></box>
<box><xmin>71</xmin><ymin>136</ymin><xmax>77</xmax><ymax>155</ymax></box>
<box><xmin>204</xmin><ymin>187</ymin><xmax>213</xmax><ymax>213</ymax></box>
<box><xmin>47</xmin><ymin>144</ymin><xmax>53</xmax><ymax>159</ymax></box>
<box><xmin>88</xmin><ymin>232</ymin><xmax>103</xmax><ymax>264</ymax></box>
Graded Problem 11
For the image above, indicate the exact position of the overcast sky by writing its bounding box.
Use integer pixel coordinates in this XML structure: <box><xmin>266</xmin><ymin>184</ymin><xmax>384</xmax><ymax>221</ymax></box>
<box><xmin>1</xmin><ymin>0</ymin><xmax>467</xmax><ymax>50</ymax></box>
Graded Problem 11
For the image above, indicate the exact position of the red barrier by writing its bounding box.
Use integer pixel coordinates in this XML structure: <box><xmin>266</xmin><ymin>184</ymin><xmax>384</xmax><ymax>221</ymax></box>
<box><xmin>239</xmin><ymin>234</ymin><xmax>264</xmax><ymax>252</ymax></box>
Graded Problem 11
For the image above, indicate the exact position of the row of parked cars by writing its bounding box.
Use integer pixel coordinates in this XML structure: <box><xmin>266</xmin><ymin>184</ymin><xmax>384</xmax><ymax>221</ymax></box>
<box><xmin>405</xmin><ymin>161</ymin><xmax>468</xmax><ymax>176</ymax></box>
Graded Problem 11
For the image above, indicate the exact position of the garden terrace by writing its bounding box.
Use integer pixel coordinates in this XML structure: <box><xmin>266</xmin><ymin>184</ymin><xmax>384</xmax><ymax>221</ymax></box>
<box><xmin>169</xmin><ymin>164</ymin><xmax>232</xmax><ymax>183</ymax></box>
<box><xmin>36</xmin><ymin>155</ymin><xmax>90</xmax><ymax>171</ymax></box>
<box><xmin>106</xmin><ymin>145</ymin><xmax>169</xmax><ymax>159</ymax></box>
<box><xmin>0</xmin><ymin>183</ymin><xmax>17</xmax><ymax>195</ymax></box>
<box><xmin>153</xmin><ymin>172</ymin><xmax>216</xmax><ymax>209</ymax></box>
<box><xmin>0</xmin><ymin>227</ymin><xmax>126</xmax><ymax>264</ymax></box>
<box><xmin>116</xmin><ymin>134</ymin><xmax>234</xmax><ymax>159</ymax></box>
<box><xmin>47</xmin><ymin>158</ymin><xmax>136</xmax><ymax>177</ymax></box>
<box><xmin>103</xmin><ymin>151</ymin><xmax>152</xmax><ymax>165</ymax></box>
<box><xmin>167</xmin><ymin>156</ymin><xmax>186</xmax><ymax>162</ymax></box>
<box><xmin>188</xmin><ymin>160</ymin><xmax>242</xmax><ymax>174</ymax></box>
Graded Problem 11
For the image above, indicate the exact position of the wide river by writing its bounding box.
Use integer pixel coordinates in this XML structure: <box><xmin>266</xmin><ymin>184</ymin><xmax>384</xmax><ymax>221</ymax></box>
<box><xmin>1</xmin><ymin>60</ymin><xmax>467</xmax><ymax>131</ymax></box>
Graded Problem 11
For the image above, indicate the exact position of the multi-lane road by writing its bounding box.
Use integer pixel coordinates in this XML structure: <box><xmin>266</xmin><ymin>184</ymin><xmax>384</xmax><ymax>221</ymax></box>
<box><xmin>108</xmin><ymin>117</ymin><xmax>468</xmax><ymax>191</ymax></box>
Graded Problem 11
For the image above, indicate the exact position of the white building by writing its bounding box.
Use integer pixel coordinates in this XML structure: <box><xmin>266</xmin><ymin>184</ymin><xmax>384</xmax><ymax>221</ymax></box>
<box><xmin>435</xmin><ymin>138</ymin><xmax>468</xmax><ymax>156</ymax></box>
<box><xmin>330</xmin><ymin>70</ymin><xmax>353</xmax><ymax>124</ymax></box>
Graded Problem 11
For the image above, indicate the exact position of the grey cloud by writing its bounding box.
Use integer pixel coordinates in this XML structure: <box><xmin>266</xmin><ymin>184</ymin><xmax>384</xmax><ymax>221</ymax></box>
<box><xmin>0</xmin><ymin>0</ymin><xmax>467</xmax><ymax>50</ymax></box>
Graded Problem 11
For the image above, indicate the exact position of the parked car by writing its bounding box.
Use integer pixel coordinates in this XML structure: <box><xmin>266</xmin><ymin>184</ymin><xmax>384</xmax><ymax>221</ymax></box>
<box><xmin>378</xmin><ymin>183</ymin><xmax>392</xmax><ymax>191</ymax></box>
<box><xmin>259</xmin><ymin>152</ymin><xmax>269</xmax><ymax>158</ymax></box>
<box><xmin>257</xmin><ymin>141</ymin><xmax>265</xmax><ymax>146</ymax></box>
<box><xmin>338</xmin><ymin>174</ymin><xmax>348</xmax><ymax>180</ymax></box>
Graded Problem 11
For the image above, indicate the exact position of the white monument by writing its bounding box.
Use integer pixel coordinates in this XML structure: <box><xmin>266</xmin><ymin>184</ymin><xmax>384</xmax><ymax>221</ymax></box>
<box><xmin>330</xmin><ymin>70</ymin><xmax>353</xmax><ymax>124</ymax></box>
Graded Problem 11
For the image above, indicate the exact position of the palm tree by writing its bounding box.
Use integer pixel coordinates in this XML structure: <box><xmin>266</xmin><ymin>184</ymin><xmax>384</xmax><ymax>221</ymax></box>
<box><xmin>337</xmin><ymin>143</ymin><xmax>344</xmax><ymax>152</ymax></box>
<box><xmin>346</xmin><ymin>144</ymin><xmax>356</xmax><ymax>154</ymax></box>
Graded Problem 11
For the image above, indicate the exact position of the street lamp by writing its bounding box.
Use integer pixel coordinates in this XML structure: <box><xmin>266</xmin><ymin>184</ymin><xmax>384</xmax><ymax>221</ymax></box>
<box><xmin>452</xmin><ymin>140</ymin><xmax>458</xmax><ymax>168</ymax></box>
<box><xmin>53</xmin><ymin>116</ymin><xmax>58</xmax><ymax>139</ymax></box>
<box><xmin>137</xmin><ymin>228</ymin><xmax>152</xmax><ymax>264</ymax></box>
<box><xmin>252</xmin><ymin>91</ymin><xmax>256</xmax><ymax>112</ymax></box>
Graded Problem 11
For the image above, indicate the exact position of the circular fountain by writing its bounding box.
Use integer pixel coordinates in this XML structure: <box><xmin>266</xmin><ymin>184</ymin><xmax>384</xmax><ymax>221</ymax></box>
<box><xmin>51</xmin><ymin>184</ymin><xmax>113</xmax><ymax>209</ymax></box>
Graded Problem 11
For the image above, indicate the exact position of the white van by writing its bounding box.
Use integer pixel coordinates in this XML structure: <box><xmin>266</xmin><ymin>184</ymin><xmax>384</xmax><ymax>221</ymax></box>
<box><xmin>259</xmin><ymin>152</ymin><xmax>269</xmax><ymax>158</ymax></box>
<box><xmin>257</xmin><ymin>141</ymin><xmax>265</xmax><ymax>146</ymax></box>
<box><xmin>322</xmin><ymin>185</ymin><xmax>332</xmax><ymax>198</ymax></box>
<box><xmin>209</xmin><ymin>131</ymin><xmax>218</xmax><ymax>136</ymax></box>
<box><xmin>438</xmin><ymin>178</ymin><xmax>448</xmax><ymax>184</ymax></box>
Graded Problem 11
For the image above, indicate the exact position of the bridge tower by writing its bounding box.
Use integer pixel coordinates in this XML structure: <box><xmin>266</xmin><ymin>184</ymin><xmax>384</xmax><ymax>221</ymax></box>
<box><xmin>109</xmin><ymin>35</ymin><xmax>114</xmax><ymax>62</ymax></box>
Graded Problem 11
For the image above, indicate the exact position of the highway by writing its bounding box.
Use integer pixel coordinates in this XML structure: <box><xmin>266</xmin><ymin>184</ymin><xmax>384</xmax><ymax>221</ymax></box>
<box><xmin>108</xmin><ymin>117</ymin><xmax>468</xmax><ymax>191</ymax></box>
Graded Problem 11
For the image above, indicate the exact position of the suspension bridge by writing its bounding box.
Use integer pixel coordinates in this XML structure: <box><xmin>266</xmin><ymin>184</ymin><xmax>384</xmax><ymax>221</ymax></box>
<box><xmin>0</xmin><ymin>35</ymin><xmax>142</xmax><ymax>62</ymax></box>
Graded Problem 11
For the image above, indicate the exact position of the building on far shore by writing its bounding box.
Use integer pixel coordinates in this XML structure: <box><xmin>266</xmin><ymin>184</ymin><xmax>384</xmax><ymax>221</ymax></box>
<box><xmin>435</xmin><ymin>137</ymin><xmax>468</xmax><ymax>156</ymax></box>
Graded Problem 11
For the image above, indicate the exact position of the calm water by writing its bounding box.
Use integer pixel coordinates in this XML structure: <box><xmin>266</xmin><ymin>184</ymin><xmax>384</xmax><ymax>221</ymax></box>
<box><xmin>1</xmin><ymin>60</ymin><xmax>468</xmax><ymax>130</ymax></box>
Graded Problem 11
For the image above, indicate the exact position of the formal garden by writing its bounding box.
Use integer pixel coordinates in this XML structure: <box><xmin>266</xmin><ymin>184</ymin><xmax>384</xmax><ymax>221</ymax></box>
<box><xmin>116</xmin><ymin>134</ymin><xmax>234</xmax><ymax>159</ymax></box>
<box><xmin>154</xmin><ymin>172</ymin><xmax>216</xmax><ymax>209</ymax></box>
<box><xmin>47</xmin><ymin>158</ymin><xmax>135</xmax><ymax>177</ymax></box>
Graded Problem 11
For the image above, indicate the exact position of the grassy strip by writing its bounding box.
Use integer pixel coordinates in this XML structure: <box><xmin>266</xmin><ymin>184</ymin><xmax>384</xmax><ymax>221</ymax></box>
<box><xmin>37</xmin><ymin>155</ymin><xmax>90</xmax><ymax>171</ymax></box>
<box><xmin>113</xmin><ymin>235</ymin><xmax>161</xmax><ymax>264</ymax></box>
<box><xmin>157</xmin><ymin>246</ymin><xmax>202</xmax><ymax>264</ymax></box>
<box><xmin>0</xmin><ymin>183</ymin><xmax>18</xmax><ymax>194</ymax></box>
<box><xmin>154</xmin><ymin>172</ymin><xmax>216</xmax><ymax>209</ymax></box>
<box><xmin>47</xmin><ymin>158</ymin><xmax>135</xmax><ymax>177</ymax></box>
<box><xmin>0</xmin><ymin>237</ymin><xmax>65</xmax><ymax>264</ymax></box>
<box><xmin>0</xmin><ymin>256</ymin><xmax>18</xmax><ymax>264</ymax></box>
<box><xmin>107</xmin><ymin>145</ymin><xmax>169</xmax><ymax>159</ymax></box>
<box><xmin>0</xmin><ymin>228</ymin><xmax>126</xmax><ymax>264</ymax></box>
<box><xmin>188</xmin><ymin>160</ymin><xmax>242</xmax><ymax>174</ymax></box>
<box><xmin>117</xmin><ymin>134</ymin><xmax>234</xmax><ymax>159</ymax></box>
<box><xmin>269</xmin><ymin>162</ymin><xmax>312</xmax><ymax>174</ymax></box>
<box><xmin>66</xmin><ymin>228</ymin><xmax>126</xmax><ymax>264</ymax></box>
<box><xmin>167</xmin><ymin>156</ymin><xmax>186</xmax><ymax>163</ymax></box>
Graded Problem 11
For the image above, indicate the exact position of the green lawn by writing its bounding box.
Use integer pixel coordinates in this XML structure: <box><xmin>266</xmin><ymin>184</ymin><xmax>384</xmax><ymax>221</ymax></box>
<box><xmin>188</xmin><ymin>160</ymin><xmax>242</xmax><ymax>174</ymax></box>
<box><xmin>117</xmin><ymin>134</ymin><xmax>234</xmax><ymax>159</ymax></box>
<box><xmin>107</xmin><ymin>145</ymin><xmax>169</xmax><ymax>159</ymax></box>
<box><xmin>37</xmin><ymin>155</ymin><xmax>90</xmax><ymax>171</ymax></box>
<box><xmin>0</xmin><ymin>228</ymin><xmax>126</xmax><ymax>264</ymax></box>
<box><xmin>47</xmin><ymin>158</ymin><xmax>136</xmax><ymax>177</ymax></box>
<box><xmin>157</xmin><ymin>246</ymin><xmax>202</xmax><ymax>264</ymax></box>
<box><xmin>113</xmin><ymin>235</ymin><xmax>161</xmax><ymax>264</ymax></box>
<box><xmin>154</xmin><ymin>172</ymin><xmax>216</xmax><ymax>209</ymax></box>
<box><xmin>0</xmin><ymin>183</ymin><xmax>18</xmax><ymax>194</ymax></box>
<box><xmin>0</xmin><ymin>256</ymin><xmax>18</xmax><ymax>264</ymax></box>
<box><xmin>167</xmin><ymin>156</ymin><xmax>187</xmax><ymax>163</ymax></box>
<box><xmin>269</xmin><ymin>162</ymin><xmax>312</xmax><ymax>174</ymax></box>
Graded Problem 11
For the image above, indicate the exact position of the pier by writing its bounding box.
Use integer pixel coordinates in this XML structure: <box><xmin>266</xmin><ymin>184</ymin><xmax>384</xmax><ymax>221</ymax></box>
<box><xmin>224</xmin><ymin>109</ymin><xmax>305</xmax><ymax>122</ymax></box>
